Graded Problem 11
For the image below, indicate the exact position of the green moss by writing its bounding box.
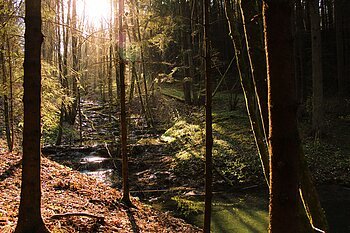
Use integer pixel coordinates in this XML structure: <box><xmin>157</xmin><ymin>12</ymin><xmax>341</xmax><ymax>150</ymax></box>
<box><xmin>161</xmin><ymin>120</ymin><xmax>204</xmax><ymax>147</ymax></box>
<box><xmin>171</xmin><ymin>196</ymin><xmax>204</xmax><ymax>218</ymax></box>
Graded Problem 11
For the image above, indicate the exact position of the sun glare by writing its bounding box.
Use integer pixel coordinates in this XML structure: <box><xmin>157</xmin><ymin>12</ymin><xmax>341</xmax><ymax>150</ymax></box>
<box><xmin>77</xmin><ymin>0</ymin><xmax>112</xmax><ymax>25</ymax></box>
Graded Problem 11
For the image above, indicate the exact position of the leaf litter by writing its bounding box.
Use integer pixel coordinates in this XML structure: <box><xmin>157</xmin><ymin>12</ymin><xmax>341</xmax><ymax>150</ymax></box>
<box><xmin>0</xmin><ymin>150</ymin><xmax>201</xmax><ymax>232</ymax></box>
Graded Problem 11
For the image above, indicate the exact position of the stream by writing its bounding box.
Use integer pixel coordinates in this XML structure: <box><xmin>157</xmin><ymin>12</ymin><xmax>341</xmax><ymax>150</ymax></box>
<box><xmin>42</xmin><ymin>100</ymin><xmax>350</xmax><ymax>232</ymax></box>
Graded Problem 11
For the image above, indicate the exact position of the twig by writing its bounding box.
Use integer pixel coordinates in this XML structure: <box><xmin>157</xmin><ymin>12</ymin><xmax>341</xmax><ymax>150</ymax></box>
<box><xmin>104</xmin><ymin>142</ymin><xmax>117</xmax><ymax>169</ymax></box>
<box><xmin>51</xmin><ymin>212</ymin><xmax>104</xmax><ymax>222</ymax></box>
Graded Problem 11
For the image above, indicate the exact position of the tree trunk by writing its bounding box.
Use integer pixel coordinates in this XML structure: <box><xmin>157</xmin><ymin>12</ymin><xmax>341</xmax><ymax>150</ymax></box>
<box><xmin>68</xmin><ymin>0</ymin><xmax>79</xmax><ymax>126</ymax></box>
<box><xmin>6</xmin><ymin>35</ymin><xmax>14</xmax><ymax>151</ymax></box>
<box><xmin>108</xmin><ymin>45</ymin><xmax>113</xmax><ymax>122</ymax></box>
<box><xmin>335</xmin><ymin>0</ymin><xmax>346</xmax><ymax>97</ymax></box>
<box><xmin>119</xmin><ymin>0</ymin><xmax>132</xmax><ymax>207</ymax></box>
<box><xmin>309</xmin><ymin>0</ymin><xmax>324</xmax><ymax>136</ymax></box>
<box><xmin>133</xmin><ymin>61</ymin><xmax>148</xmax><ymax>121</ymax></box>
<box><xmin>240</xmin><ymin>0</ymin><xmax>268</xmax><ymax>135</ymax></box>
<box><xmin>0</xmin><ymin>44</ymin><xmax>12</xmax><ymax>152</ymax></box>
<box><xmin>56</xmin><ymin>0</ymin><xmax>71</xmax><ymax>144</ymax></box>
<box><xmin>135</xmin><ymin>1</ymin><xmax>153</xmax><ymax>127</ymax></box>
<box><xmin>225</xmin><ymin>2</ymin><xmax>327</xmax><ymax>231</ymax></box>
<box><xmin>294</xmin><ymin>0</ymin><xmax>306</xmax><ymax>109</ymax></box>
<box><xmin>263</xmin><ymin>1</ymin><xmax>299</xmax><ymax>232</ymax></box>
<box><xmin>203</xmin><ymin>0</ymin><xmax>212</xmax><ymax>230</ymax></box>
<box><xmin>224</xmin><ymin>0</ymin><xmax>269</xmax><ymax>184</ymax></box>
<box><xmin>55</xmin><ymin>0</ymin><xmax>64</xmax><ymax>146</ymax></box>
<box><xmin>15</xmin><ymin>0</ymin><xmax>49</xmax><ymax>232</ymax></box>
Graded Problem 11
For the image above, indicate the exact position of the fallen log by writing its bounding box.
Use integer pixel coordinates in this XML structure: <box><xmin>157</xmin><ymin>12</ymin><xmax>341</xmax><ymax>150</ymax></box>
<box><xmin>160</xmin><ymin>90</ymin><xmax>185</xmax><ymax>102</ymax></box>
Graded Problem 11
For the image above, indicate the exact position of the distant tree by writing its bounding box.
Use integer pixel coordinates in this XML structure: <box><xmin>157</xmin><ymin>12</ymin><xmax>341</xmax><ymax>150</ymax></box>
<box><xmin>263</xmin><ymin>1</ymin><xmax>299</xmax><ymax>232</ymax></box>
<box><xmin>0</xmin><ymin>40</ymin><xmax>12</xmax><ymax>151</ymax></box>
<box><xmin>14</xmin><ymin>0</ymin><xmax>49</xmax><ymax>232</ymax></box>
<box><xmin>0</xmin><ymin>3</ymin><xmax>14</xmax><ymax>152</ymax></box>
<box><xmin>67</xmin><ymin>0</ymin><xmax>79</xmax><ymax>125</ymax></box>
<box><xmin>335</xmin><ymin>0</ymin><xmax>346</xmax><ymax>97</ymax></box>
<box><xmin>309</xmin><ymin>0</ymin><xmax>324</xmax><ymax>136</ymax></box>
<box><xmin>56</xmin><ymin>0</ymin><xmax>71</xmax><ymax>145</ymax></box>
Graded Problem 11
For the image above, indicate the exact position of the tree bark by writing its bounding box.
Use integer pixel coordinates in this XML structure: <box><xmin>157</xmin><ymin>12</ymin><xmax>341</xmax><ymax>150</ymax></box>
<box><xmin>263</xmin><ymin>1</ymin><xmax>299</xmax><ymax>232</ymax></box>
<box><xmin>15</xmin><ymin>0</ymin><xmax>49</xmax><ymax>232</ymax></box>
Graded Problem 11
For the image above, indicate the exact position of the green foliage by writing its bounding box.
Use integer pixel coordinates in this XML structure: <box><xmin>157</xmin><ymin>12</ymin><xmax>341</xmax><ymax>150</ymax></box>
<box><xmin>147</xmin><ymin>16</ymin><xmax>176</xmax><ymax>52</ymax></box>
<box><xmin>41</xmin><ymin>62</ymin><xmax>69</xmax><ymax>142</ymax></box>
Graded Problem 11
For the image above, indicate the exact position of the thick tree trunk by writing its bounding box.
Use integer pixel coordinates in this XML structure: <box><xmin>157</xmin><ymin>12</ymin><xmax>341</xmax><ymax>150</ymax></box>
<box><xmin>15</xmin><ymin>0</ymin><xmax>49</xmax><ymax>232</ymax></box>
<box><xmin>263</xmin><ymin>1</ymin><xmax>299</xmax><ymax>232</ymax></box>
<box><xmin>309</xmin><ymin>0</ymin><xmax>324</xmax><ymax>136</ymax></box>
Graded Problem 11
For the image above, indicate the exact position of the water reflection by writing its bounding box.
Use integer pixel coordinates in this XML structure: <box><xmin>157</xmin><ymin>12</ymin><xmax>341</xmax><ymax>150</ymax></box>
<box><xmin>80</xmin><ymin>156</ymin><xmax>109</xmax><ymax>164</ymax></box>
<box><xmin>81</xmin><ymin>169</ymin><xmax>118</xmax><ymax>187</ymax></box>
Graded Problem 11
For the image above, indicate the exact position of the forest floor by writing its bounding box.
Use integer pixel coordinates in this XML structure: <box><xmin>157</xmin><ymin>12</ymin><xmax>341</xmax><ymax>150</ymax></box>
<box><xmin>1</xmin><ymin>82</ymin><xmax>349</xmax><ymax>232</ymax></box>
<box><xmin>0</xmin><ymin>150</ymin><xmax>201</xmax><ymax>232</ymax></box>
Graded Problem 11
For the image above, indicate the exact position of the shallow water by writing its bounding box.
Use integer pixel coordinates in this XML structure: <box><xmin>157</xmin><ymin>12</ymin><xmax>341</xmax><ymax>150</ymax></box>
<box><xmin>190</xmin><ymin>191</ymin><xmax>269</xmax><ymax>233</ymax></box>
<box><xmin>154</xmin><ymin>186</ymin><xmax>350</xmax><ymax>233</ymax></box>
